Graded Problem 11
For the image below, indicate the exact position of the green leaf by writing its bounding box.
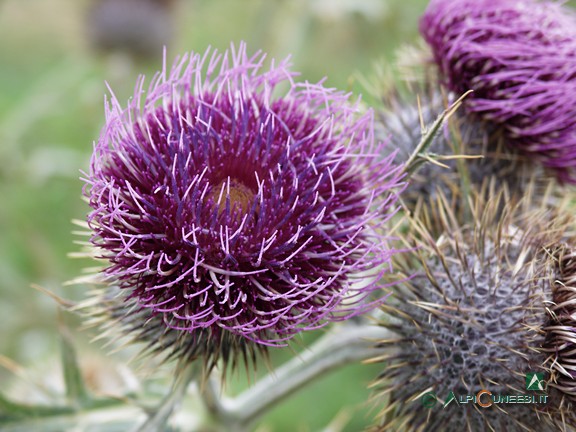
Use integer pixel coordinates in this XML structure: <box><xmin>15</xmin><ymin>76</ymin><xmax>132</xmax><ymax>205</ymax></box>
<box><xmin>0</xmin><ymin>397</ymin><xmax>143</xmax><ymax>432</ymax></box>
<box><xmin>60</xmin><ymin>326</ymin><xmax>91</xmax><ymax>408</ymax></box>
<box><xmin>0</xmin><ymin>392</ymin><xmax>74</xmax><ymax>421</ymax></box>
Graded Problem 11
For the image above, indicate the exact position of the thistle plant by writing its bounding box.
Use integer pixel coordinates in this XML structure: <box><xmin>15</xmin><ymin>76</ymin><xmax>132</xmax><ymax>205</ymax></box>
<box><xmin>80</xmin><ymin>42</ymin><xmax>404</xmax><ymax>374</ymax></box>
<box><xmin>370</xmin><ymin>188</ymin><xmax>576</xmax><ymax>432</ymax></box>
<box><xmin>420</xmin><ymin>0</ymin><xmax>576</xmax><ymax>184</ymax></box>
<box><xmin>4</xmin><ymin>2</ymin><xmax>576</xmax><ymax>431</ymax></box>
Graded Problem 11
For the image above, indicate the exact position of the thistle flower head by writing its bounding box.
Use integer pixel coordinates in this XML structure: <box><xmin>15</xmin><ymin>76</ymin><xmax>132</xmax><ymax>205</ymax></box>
<box><xmin>420</xmin><ymin>0</ymin><xmax>576</xmax><ymax>183</ymax></box>
<box><xmin>83</xmin><ymin>43</ymin><xmax>404</xmax><ymax>368</ymax></box>
<box><xmin>371</xmin><ymin>190</ymin><xmax>576</xmax><ymax>431</ymax></box>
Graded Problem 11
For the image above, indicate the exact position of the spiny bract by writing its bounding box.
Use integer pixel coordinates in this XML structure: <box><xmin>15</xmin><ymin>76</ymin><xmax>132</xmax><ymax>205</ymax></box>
<box><xmin>378</xmin><ymin>79</ymin><xmax>543</xmax><ymax>209</ymax></box>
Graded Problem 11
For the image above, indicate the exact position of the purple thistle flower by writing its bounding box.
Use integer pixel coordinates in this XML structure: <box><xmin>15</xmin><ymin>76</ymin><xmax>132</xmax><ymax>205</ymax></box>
<box><xmin>83</xmin><ymin>43</ymin><xmax>404</xmax><ymax>365</ymax></box>
<box><xmin>420</xmin><ymin>0</ymin><xmax>576</xmax><ymax>183</ymax></box>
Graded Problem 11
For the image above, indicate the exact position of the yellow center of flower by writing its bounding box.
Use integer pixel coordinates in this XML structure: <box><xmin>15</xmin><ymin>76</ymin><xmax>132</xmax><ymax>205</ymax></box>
<box><xmin>208</xmin><ymin>178</ymin><xmax>255</xmax><ymax>216</ymax></box>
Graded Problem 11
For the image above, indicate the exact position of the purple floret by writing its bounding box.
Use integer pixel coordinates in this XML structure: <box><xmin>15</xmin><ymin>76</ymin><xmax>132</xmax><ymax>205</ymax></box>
<box><xmin>420</xmin><ymin>0</ymin><xmax>576</xmax><ymax>183</ymax></box>
<box><xmin>85</xmin><ymin>43</ymin><xmax>404</xmax><ymax>348</ymax></box>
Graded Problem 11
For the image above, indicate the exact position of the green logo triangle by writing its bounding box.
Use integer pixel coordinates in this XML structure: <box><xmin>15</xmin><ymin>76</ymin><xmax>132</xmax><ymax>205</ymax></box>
<box><xmin>443</xmin><ymin>391</ymin><xmax>458</xmax><ymax>408</ymax></box>
<box><xmin>526</xmin><ymin>372</ymin><xmax>545</xmax><ymax>391</ymax></box>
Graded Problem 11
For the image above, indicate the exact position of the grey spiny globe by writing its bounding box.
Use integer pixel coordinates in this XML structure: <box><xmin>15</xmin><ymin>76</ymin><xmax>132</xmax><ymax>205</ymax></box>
<box><xmin>371</xmin><ymin>190</ymin><xmax>576</xmax><ymax>432</ymax></box>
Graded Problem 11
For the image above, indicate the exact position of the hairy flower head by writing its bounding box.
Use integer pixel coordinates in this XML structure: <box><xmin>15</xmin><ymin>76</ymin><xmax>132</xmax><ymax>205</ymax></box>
<box><xmin>370</xmin><ymin>190</ymin><xmax>576</xmax><ymax>431</ymax></box>
<box><xmin>82</xmin><ymin>43</ymin><xmax>404</xmax><ymax>368</ymax></box>
<box><xmin>420</xmin><ymin>0</ymin><xmax>576</xmax><ymax>183</ymax></box>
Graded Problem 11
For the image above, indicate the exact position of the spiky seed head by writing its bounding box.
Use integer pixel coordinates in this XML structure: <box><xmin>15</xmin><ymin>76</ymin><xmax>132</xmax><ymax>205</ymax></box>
<box><xmin>370</xmin><ymin>189</ymin><xmax>576</xmax><ymax>432</ymax></box>
<box><xmin>81</xmin><ymin>43</ymin><xmax>404</xmax><ymax>372</ymax></box>
<box><xmin>420</xmin><ymin>0</ymin><xmax>576</xmax><ymax>184</ymax></box>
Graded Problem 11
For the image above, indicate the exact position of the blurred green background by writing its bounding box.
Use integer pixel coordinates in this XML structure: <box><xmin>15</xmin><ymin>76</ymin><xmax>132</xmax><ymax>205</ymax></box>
<box><xmin>0</xmin><ymin>0</ymin><xmax>429</xmax><ymax>430</ymax></box>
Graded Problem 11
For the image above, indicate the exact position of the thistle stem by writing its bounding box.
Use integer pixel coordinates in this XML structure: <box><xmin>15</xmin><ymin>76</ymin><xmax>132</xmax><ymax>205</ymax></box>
<box><xmin>202</xmin><ymin>324</ymin><xmax>395</xmax><ymax>431</ymax></box>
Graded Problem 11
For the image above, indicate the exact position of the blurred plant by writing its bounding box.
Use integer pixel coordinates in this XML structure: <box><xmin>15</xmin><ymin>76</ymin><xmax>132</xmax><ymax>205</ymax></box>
<box><xmin>86</xmin><ymin>0</ymin><xmax>176</xmax><ymax>60</ymax></box>
<box><xmin>420</xmin><ymin>0</ymin><xmax>576</xmax><ymax>184</ymax></box>
<box><xmin>0</xmin><ymin>323</ymin><xmax>149</xmax><ymax>432</ymax></box>
<box><xmin>369</xmin><ymin>186</ymin><xmax>576</xmax><ymax>432</ymax></box>
<box><xmin>308</xmin><ymin>0</ymin><xmax>388</xmax><ymax>23</ymax></box>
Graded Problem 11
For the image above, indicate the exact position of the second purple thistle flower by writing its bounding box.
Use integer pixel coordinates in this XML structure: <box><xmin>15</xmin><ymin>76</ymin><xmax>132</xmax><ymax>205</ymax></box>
<box><xmin>420</xmin><ymin>0</ymin><xmax>576</xmax><ymax>183</ymax></box>
<box><xmin>84</xmin><ymin>43</ymin><xmax>404</xmax><ymax>355</ymax></box>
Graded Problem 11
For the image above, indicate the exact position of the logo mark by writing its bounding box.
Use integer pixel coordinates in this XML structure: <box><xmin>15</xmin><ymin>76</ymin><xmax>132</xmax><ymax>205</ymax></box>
<box><xmin>443</xmin><ymin>391</ymin><xmax>458</xmax><ymax>408</ymax></box>
<box><xmin>526</xmin><ymin>372</ymin><xmax>545</xmax><ymax>391</ymax></box>
<box><xmin>476</xmin><ymin>389</ymin><xmax>493</xmax><ymax>408</ymax></box>
<box><xmin>421</xmin><ymin>392</ymin><xmax>437</xmax><ymax>408</ymax></box>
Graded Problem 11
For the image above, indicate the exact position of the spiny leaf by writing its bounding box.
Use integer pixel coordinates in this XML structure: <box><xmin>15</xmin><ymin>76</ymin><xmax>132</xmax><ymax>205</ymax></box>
<box><xmin>0</xmin><ymin>392</ymin><xmax>73</xmax><ymax>421</ymax></box>
<box><xmin>60</xmin><ymin>325</ymin><xmax>91</xmax><ymax>408</ymax></box>
<box><xmin>0</xmin><ymin>395</ymin><xmax>143</xmax><ymax>432</ymax></box>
